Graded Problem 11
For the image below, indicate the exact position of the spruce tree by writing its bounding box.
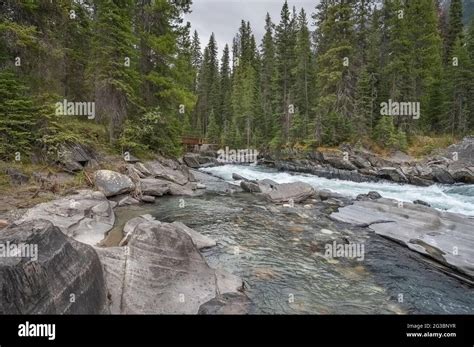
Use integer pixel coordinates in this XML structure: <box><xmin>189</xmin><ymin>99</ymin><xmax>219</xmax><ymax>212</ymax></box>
<box><xmin>219</xmin><ymin>44</ymin><xmax>233</xmax><ymax>136</ymax></box>
<box><xmin>275</xmin><ymin>1</ymin><xmax>298</xmax><ymax>144</ymax></box>
<box><xmin>314</xmin><ymin>0</ymin><xmax>356</xmax><ymax>145</ymax></box>
<box><xmin>191</xmin><ymin>30</ymin><xmax>202</xmax><ymax>92</ymax></box>
<box><xmin>260</xmin><ymin>13</ymin><xmax>278</xmax><ymax>144</ymax></box>
<box><xmin>443</xmin><ymin>38</ymin><xmax>473</xmax><ymax>136</ymax></box>
<box><xmin>292</xmin><ymin>8</ymin><xmax>314</xmax><ymax>143</ymax></box>
<box><xmin>90</xmin><ymin>0</ymin><xmax>139</xmax><ymax>142</ymax></box>
<box><xmin>446</xmin><ymin>0</ymin><xmax>464</xmax><ymax>62</ymax></box>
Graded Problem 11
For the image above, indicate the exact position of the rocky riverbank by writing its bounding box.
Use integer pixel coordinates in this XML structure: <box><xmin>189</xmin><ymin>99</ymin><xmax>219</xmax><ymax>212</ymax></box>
<box><xmin>184</xmin><ymin>136</ymin><xmax>474</xmax><ymax>186</ymax></box>
<box><xmin>0</xmin><ymin>155</ymin><xmax>250</xmax><ymax>314</ymax></box>
<box><xmin>264</xmin><ymin>136</ymin><xmax>474</xmax><ymax>186</ymax></box>
<box><xmin>1</xmin><ymin>137</ymin><xmax>473</xmax><ymax>314</ymax></box>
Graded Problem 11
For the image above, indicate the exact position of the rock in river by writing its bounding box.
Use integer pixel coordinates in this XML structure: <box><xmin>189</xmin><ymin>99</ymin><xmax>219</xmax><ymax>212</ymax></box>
<box><xmin>0</xmin><ymin>220</ymin><xmax>109</xmax><ymax>314</ymax></box>
<box><xmin>96</xmin><ymin>216</ymin><xmax>241</xmax><ymax>314</ymax></box>
<box><xmin>331</xmin><ymin>198</ymin><xmax>474</xmax><ymax>283</ymax></box>
<box><xmin>239</xmin><ymin>177</ymin><xmax>315</xmax><ymax>203</ymax></box>
<box><xmin>15</xmin><ymin>190</ymin><xmax>115</xmax><ymax>246</ymax></box>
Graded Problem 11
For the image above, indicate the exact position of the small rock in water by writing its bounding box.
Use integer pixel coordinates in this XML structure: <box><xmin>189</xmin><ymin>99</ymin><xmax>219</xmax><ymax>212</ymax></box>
<box><xmin>141</xmin><ymin>195</ymin><xmax>156</xmax><ymax>203</ymax></box>
<box><xmin>232</xmin><ymin>173</ymin><xmax>248</xmax><ymax>181</ymax></box>
<box><xmin>326</xmin><ymin>258</ymin><xmax>339</xmax><ymax>264</ymax></box>
<box><xmin>118</xmin><ymin>196</ymin><xmax>140</xmax><ymax>206</ymax></box>
<box><xmin>356</xmin><ymin>191</ymin><xmax>381</xmax><ymax>201</ymax></box>
<box><xmin>413</xmin><ymin>199</ymin><xmax>431</xmax><ymax>207</ymax></box>
<box><xmin>196</xmin><ymin>183</ymin><xmax>207</xmax><ymax>189</ymax></box>
<box><xmin>320</xmin><ymin>228</ymin><xmax>334</xmax><ymax>235</ymax></box>
<box><xmin>304</xmin><ymin>204</ymin><xmax>313</xmax><ymax>209</ymax></box>
<box><xmin>0</xmin><ymin>219</ymin><xmax>9</xmax><ymax>229</ymax></box>
<box><xmin>289</xmin><ymin>225</ymin><xmax>305</xmax><ymax>233</ymax></box>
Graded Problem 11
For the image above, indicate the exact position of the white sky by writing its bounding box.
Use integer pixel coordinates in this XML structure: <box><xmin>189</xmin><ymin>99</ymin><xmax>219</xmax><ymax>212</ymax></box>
<box><xmin>185</xmin><ymin>0</ymin><xmax>319</xmax><ymax>58</ymax></box>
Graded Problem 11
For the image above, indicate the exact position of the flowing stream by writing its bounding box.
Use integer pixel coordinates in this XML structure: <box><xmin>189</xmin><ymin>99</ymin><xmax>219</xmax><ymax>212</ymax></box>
<box><xmin>202</xmin><ymin>165</ymin><xmax>474</xmax><ymax>216</ymax></box>
<box><xmin>114</xmin><ymin>164</ymin><xmax>474</xmax><ymax>314</ymax></box>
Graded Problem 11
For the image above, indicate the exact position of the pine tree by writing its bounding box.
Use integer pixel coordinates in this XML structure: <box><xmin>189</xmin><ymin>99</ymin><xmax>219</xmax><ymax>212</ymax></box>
<box><xmin>443</xmin><ymin>38</ymin><xmax>473</xmax><ymax>136</ymax></box>
<box><xmin>467</xmin><ymin>18</ymin><xmax>474</xmax><ymax>60</ymax></box>
<box><xmin>90</xmin><ymin>0</ymin><xmax>139</xmax><ymax>143</ymax></box>
<box><xmin>292</xmin><ymin>8</ymin><xmax>314</xmax><ymax>143</ymax></box>
<box><xmin>190</xmin><ymin>30</ymin><xmax>202</xmax><ymax>92</ymax></box>
<box><xmin>314</xmin><ymin>0</ymin><xmax>356</xmax><ymax>145</ymax></box>
<box><xmin>446</xmin><ymin>0</ymin><xmax>464</xmax><ymax>62</ymax></box>
<box><xmin>275</xmin><ymin>1</ymin><xmax>298</xmax><ymax>144</ymax></box>
<box><xmin>0</xmin><ymin>72</ymin><xmax>37</xmax><ymax>160</ymax></box>
<box><xmin>260</xmin><ymin>13</ymin><xmax>278</xmax><ymax>144</ymax></box>
<box><xmin>219</xmin><ymin>44</ymin><xmax>233</xmax><ymax>137</ymax></box>
<box><xmin>409</xmin><ymin>0</ymin><xmax>443</xmax><ymax>131</ymax></box>
<box><xmin>195</xmin><ymin>34</ymin><xmax>220</xmax><ymax>135</ymax></box>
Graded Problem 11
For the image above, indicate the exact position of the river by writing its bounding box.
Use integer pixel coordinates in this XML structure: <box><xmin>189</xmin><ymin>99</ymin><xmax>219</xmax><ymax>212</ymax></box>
<box><xmin>113</xmin><ymin>164</ymin><xmax>474</xmax><ymax>314</ymax></box>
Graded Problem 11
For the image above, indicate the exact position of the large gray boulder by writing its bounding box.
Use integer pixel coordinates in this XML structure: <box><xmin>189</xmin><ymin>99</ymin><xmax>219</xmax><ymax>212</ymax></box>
<box><xmin>449</xmin><ymin>166</ymin><xmax>474</xmax><ymax>184</ymax></box>
<box><xmin>145</xmin><ymin>160</ymin><xmax>189</xmax><ymax>185</ymax></box>
<box><xmin>58</xmin><ymin>143</ymin><xmax>98</xmax><ymax>172</ymax></box>
<box><xmin>96</xmin><ymin>218</ymin><xmax>241</xmax><ymax>314</ymax></box>
<box><xmin>331</xmin><ymin>198</ymin><xmax>474</xmax><ymax>283</ymax></box>
<box><xmin>431</xmin><ymin>166</ymin><xmax>455</xmax><ymax>184</ymax></box>
<box><xmin>139</xmin><ymin>178</ymin><xmax>195</xmax><ymax>197</ymax></box>
<box><xmin>261</xmin><ymin>181</ymin><xmax>315</xmax><ymax>203</ymax></box>
<box><xmin>240</xmin><ymin>180</ymin><xmax>262</xmax><ymax>193</ymax></box>
<box><xmin>350</xmin><ymin>155</ymin><xmax>372</xmax><ymax>169</ymax></box>
<box><xmin>377</xmin><ymin>167</ymin><xmax>408</xmax><ymax>183</ymax></box>
<box><xmin>120</xmin><ymin>215</ymin><xmax>216</xmax><ymax>250</ymax></box>
<box><xmin>323</xmin><ymin>155</ymin><xmax>357</xmax><ymax>171</ymax></box>
<box><xmin>239</xmin><ymin>178</ymin><xmax>315</xmax><ymax>203</ymax></box>
<box><xmin>183</xmin><ymin>153</ymin><xmax>201</xmax><ymax>168</ymax></box>
<box><xmin>94</xmin><ymin>170</ymin><xmax>135</xmax><ymax>197</ymax></box>
<box><xmin>191</xmin><ymin>169</ymin><xmax>243</xmax><ymax>194</ymax></box>
<box><xmin>0</xmin><ymin>220</ymin><xmax>109</xmax><ymax>314</ymax></box>
<box><xmin>139</xmin><ymin>178</ymin><xmax>170</xmax><ymax>196</ymax></box>
<box><xmin>15</xmin><ymin>190</ymin><xmax>115</xmax><ymax>246</ymax></box>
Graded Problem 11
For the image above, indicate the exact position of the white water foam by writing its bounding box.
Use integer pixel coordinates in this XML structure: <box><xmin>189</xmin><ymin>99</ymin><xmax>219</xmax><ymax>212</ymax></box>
<box><xmin>202</xmin><ymin>165</ymin><xmax>474</xmax><ymax>216</ymax></box>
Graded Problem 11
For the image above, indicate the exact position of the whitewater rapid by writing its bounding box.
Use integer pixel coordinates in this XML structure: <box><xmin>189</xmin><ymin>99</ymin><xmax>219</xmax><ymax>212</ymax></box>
<box><xmin>201</xmin><ymin>164</ymin><xmax>474</xmax><ymax>216</ymax></box>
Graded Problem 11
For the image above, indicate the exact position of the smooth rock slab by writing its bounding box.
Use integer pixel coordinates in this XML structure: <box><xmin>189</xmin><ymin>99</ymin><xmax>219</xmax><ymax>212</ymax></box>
<box><xmin>261</xmin><ymin>181</ymin><xmax>315</xmax><ymax>203</ymax></box>
<box><xmin>96</xmin><ymin>218</ymin><xmax>240</xmax><ymax>314</ymax></box>
<box><xmin>139</xmin><ymin>178</ymin><xmax>170</xmax><ymax>196</ymax></box>
<box><xmin>139</xmin><ymin>178</ymin><xmax>195</xmax><ymax>196</ymax></box>
<box><xmin>331</xmin><ymin>198</ymin><xmax>474</xmax><ymax>281</ymax></box>
<box><xmin>120</xmin><ymin>215</ymin><xmax>216</xmax><ymax>250</ymax></box>
<box><xmin>15</xmin><ymin>190</ymin><xmax>115</xmax><ymax>246</ymax></box>
<box><xmin>145</xmin><ymin>161</ymin><xmax>189</xmax><ymax>185</ymax></box>
<box><xmin>0</xmin><ymin>220</ymin><xmax>108</xmax><ymax>314</ymax></box>
<box><xmin>171</xmin><ymin>221</ymin><xmax>217</xmax><ymax>249</ymax></box>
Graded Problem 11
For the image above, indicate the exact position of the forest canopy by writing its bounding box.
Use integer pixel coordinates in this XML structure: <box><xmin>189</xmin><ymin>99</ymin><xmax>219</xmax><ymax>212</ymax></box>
<box><xmin>0</xmin><ymin>0</ymin><xmax>473</xmax><ymax>160</ymax></box>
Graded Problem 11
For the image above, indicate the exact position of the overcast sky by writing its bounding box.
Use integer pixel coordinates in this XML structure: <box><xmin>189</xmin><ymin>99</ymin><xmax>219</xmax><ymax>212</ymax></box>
<box><xmin>185</xmin><ymin>0</ymin><xmax>319</xmax><ymax>58</ymax></box>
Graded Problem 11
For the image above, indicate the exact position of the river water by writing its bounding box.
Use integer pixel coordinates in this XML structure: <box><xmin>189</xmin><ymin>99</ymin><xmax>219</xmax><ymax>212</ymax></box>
<box><xmin>114</xmin><ymin>165</ymin><xmax>474</xmax><ymax>314</ymax></box>
<box><xmin>202</xmin><ymin>164</ymin><xmax>474</xmax><ymax>216</ymax></box>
